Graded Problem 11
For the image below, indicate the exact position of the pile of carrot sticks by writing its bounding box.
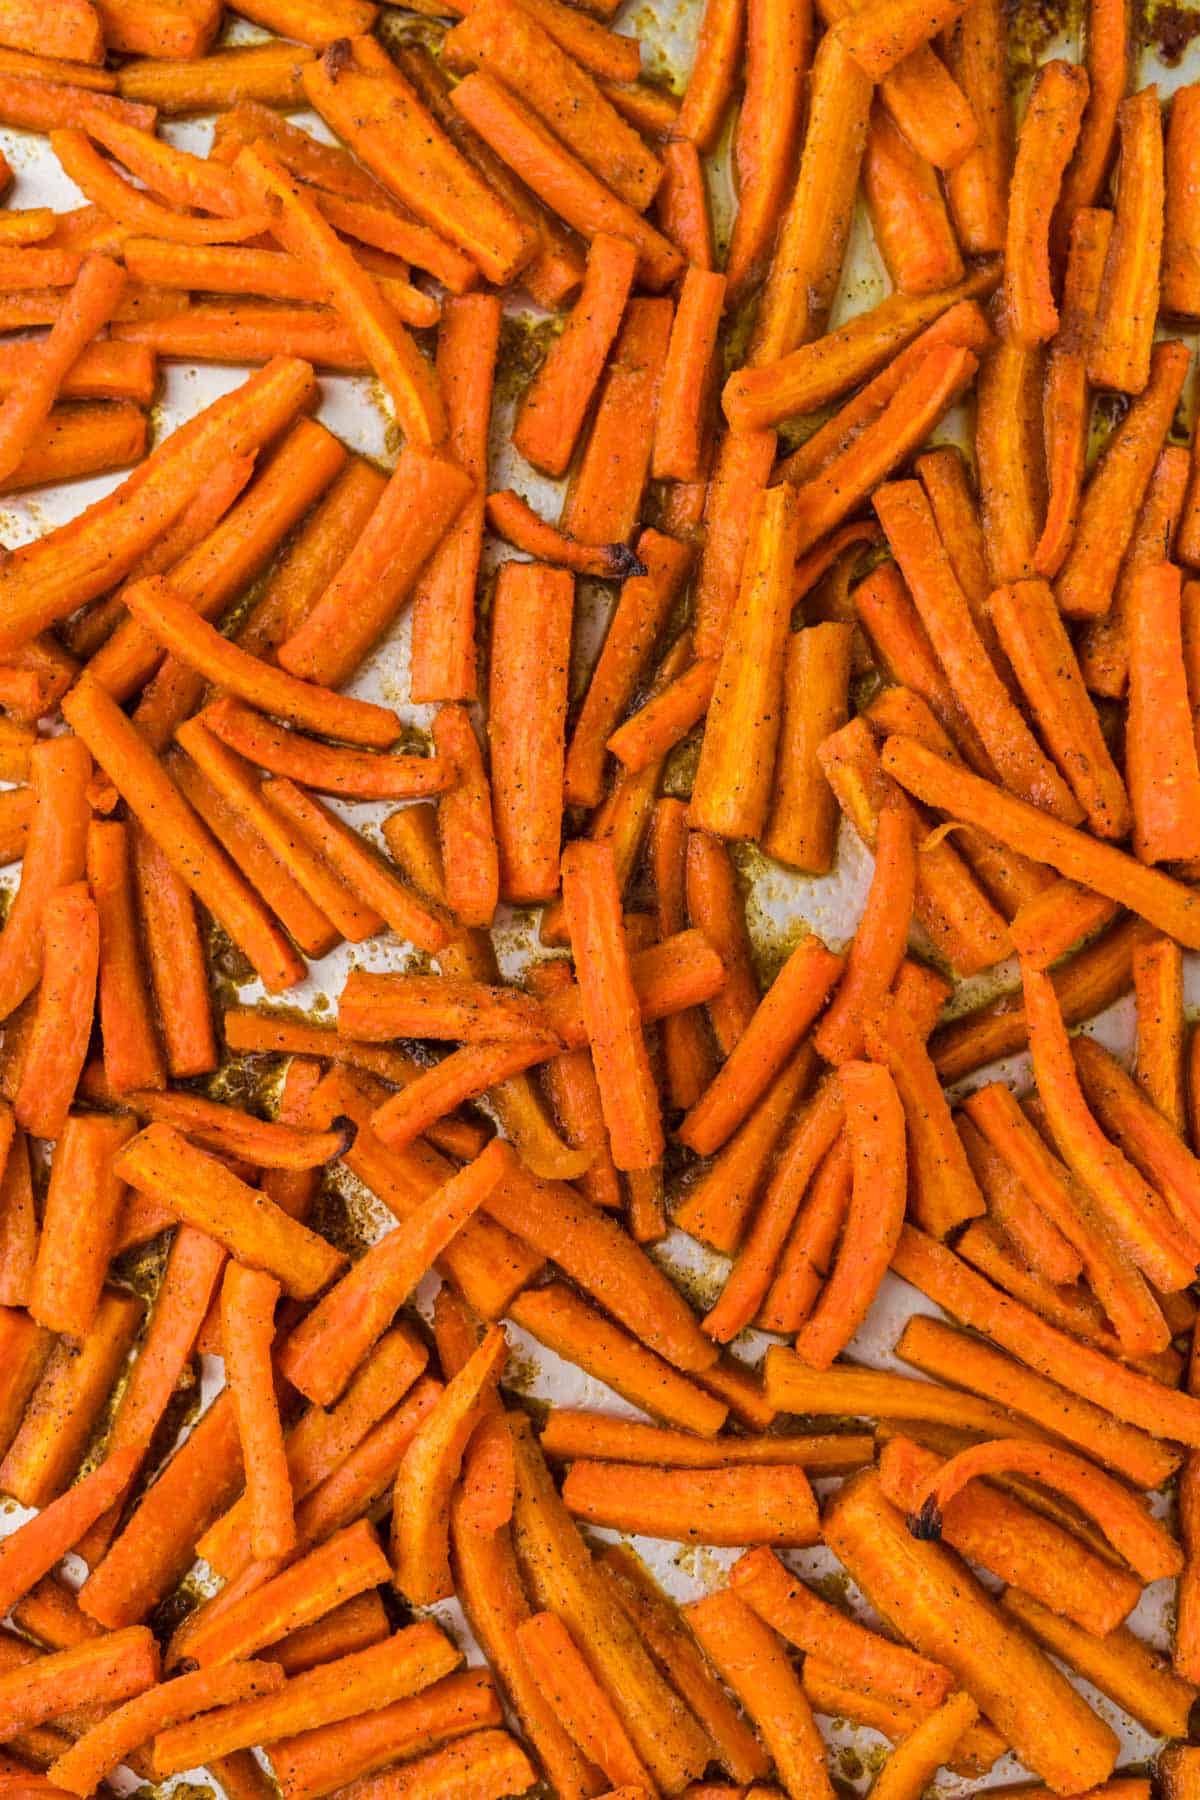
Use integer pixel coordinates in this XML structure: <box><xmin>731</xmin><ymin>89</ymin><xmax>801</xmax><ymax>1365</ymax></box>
<box><xmin>3</xmin><ymin>0</ymin><xmax>1200</xmax><ymax>1798</ymax></box>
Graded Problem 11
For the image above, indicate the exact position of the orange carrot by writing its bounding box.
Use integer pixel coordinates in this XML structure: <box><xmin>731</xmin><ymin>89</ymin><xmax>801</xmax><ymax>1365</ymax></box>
<box><xmin>653</xmin><ymin>268</ymin><xmax>725</xmax><ymax>484</ymax></box>
<box><xmin>1089</xmin><ymin>87</ymin><xmax>1165</xmax><ymax>394</ymax></box>
<box><xmin>722</xmin><ymin>0</ymin><xmax>810</xmax><ymax>301</ymax></box>
<box><xmin>116</xmin><ymin>304</ymin><xmax>373</xmax><ymax>370</ymax></box>
<box><xmin>649</xmin><ymin>800</ymin><xmax>717</xmax><ymax>1112</ymax></box>
<box><xmin>1002</xmin><ymin>1590</ymin><xmax>1195</xmax><ymax>1741</ymax></box>
<box><xmin>512</xmin><ymin>234</ymin><xmax>638</xmax><ymax>479</ymax></box>
<box><xmin>684</xmin><ymin>1591</ymin><xmax>833</xmax><ymax>1800</ymax></box>
<box><xmin>815</xmin><ymin>795</ymin><xmax>915</xmax><ymax>1064</ymax></box>
<box><xmin>329</xmin><ymin>1731</ymin><xmax>536</xmax><ymax>1800</ymax></box>
<box><xmin>655</xmin><ymin>137</ymin><xmax>714</xmax><ymax>269</ymax></box>
<box><xmin>1073</xmin><ymin>1032</ymin><xmax>1200</xmax><ymax>1240</ymax></box>
<box><xmin>12</xmin><ymin>883</ymin><xmax>99</xmax><ymax>1143</ymax></box>
<box><xmin>514</xmin><ymin>1612</ymin><xmax>655</xmax><ymax>1792</ymax></box>
<box><xmin>862</xmin><ymin>104</ymin><xmax>964</xmax><ymax>297</ymax></box>
<box><xmin>486</xmin><ymin>491</ymin><xmax>646</xmax><ymax>578</ymax></box>
<box><xmin>0</xmin><ymin>1628</ymin><xmax>161</xmax><ymax>1742</ymax></box>
<box><xmin>1034</xmin><ymin>208</ymin><xmax>1112</xmax><ymax>577</ymax></box>
<box><xmin>1164</xmin><ymin>83</ymin><xmax>1200</xmax><ymax>317</ymax></box>
<box><xmin>28</xmin><ymin>1112</ymin><xmax>136</xmax><ymax>1337</ymax></box>
<box><xmin>97</xmin><ymin>0</ymin><xmax>222</xmax><ymax>56</ymax></box>
<box><xmin>1053</xmin><ymin>0</ymin><xmax>1127</xmax><ymax>255</ymax></box>
<box><xmin>0</xmin><ymin>737</ymin><xmax>91</xmax><ymax>1024</ymax></box>
<box><xmin>1126</xmin><ymin>561</ymin><xmax>1200</xmax><ymax>862</ymax></box>
<box><xmin>747</xmin><ymin>31</ymin><xmax>872</xmax><ymax>364</ymax></box>
<box><xmin>0</xmin><ymin>1445</ymin><xmax>138</xmax><ymax>1625</ymax></box>
<box><xmin>0</xmin><ymin>254</ymin><xmax>126</xmax><ymax>485</ymax></box>
<box><xmin>691</xmin><ymin>429</ymin><xmax>777</xmax><ymax>661</ymax></box>
<box><xmin>0</xmin><ymin>1128</ymin><xmax>36</xmax><ymax>1310</ymax></box>
<box><xmin>560</xmin><ymin>298</ymin><xmax>674</xmax><ymax>547</ymax></box>
<box><xmin>880</xmin><ymin>733</ymin><xmax>1200</xmax><ymax>949</ymax></box>
<box><xmin>115</xmin><ymin>1123</ymin><xmax>346</xmax><ymax>1300</ymax></box>
<box><xmin>220</xmin><ymin>1261</ymin><xmax>296</xmax><ymax>1563</ymax></box>
<box><xmin>834</xmin><ymin>0</ymin><xmax>968</xmax><ymax>78</ymax></box>
<box><xmin>49</xmin><ymin>129</ymin><xmax>268</xmax><ymax>246</ymax></box>
<box><xmin>198</xmin><ymin>700</ymin><xmax>447</xmax><ymax>804</ymax></box>
<box><xmin>957</xmin><ymin>1115</ymin><xmax>1082</xmax><ymax>1286</ymax></box>
<box><xmin>762</xmin><ymin>624</ymin><xmax>853</xmax><ymax>874</ymax></box>
<box><xmin>1004</xmin><ymin>62</ymin><xmax>1090</xmax><ymax>344</ymax></box>
<box><xmin>684</xmin><ymin>830</ymin><xmax>758</xmax><ymax>1054</ymax></box>
<box><xmin>974</xmin><ymin>338</ymin><xmax>1044</xmax><ymax>584</ymax></box>
<box><xmin>564</xmin><ymin>1461</ymin><xmax>819</xmax><ymax>1546</ymax></box>
<box><xmin>676</xmin><ymin>0</ymin><xmax>744</xmax><ymax>149</ymax></box>
<box><xmin>674</xmin><ymin>1049</ymin><xmax>816</xmax><ymax>1254</ymax></box>
<box><xmin>86</xmin><ymin>818</ymin><xmax>165</xmax><ymax>1095</ymax></box>
<box><xmin>1135</xmin><ymin>936</ymin><xmax>1186</xmax><ymax>1132</ymax></box>
<box><xmin>487</xmin><ymin>561</ymin><xmax>573</xmax><ymax>905</ymax></box>
<box><xmin>1077</xmin><ymin>442</ymin><xmax>1189</xmax><ymax>697</ymax></box>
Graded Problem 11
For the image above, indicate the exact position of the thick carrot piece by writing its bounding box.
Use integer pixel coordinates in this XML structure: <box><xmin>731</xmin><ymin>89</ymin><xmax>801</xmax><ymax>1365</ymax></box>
<box><xmin>546</xmin><ymin>1414</ymin><xmax>867</xmax><ymax>1471</ymax></box>
<box><xmin>1089</xmin><ymin>87</ymin><xmax>1165</xmax><ymax>394</ymax></box>
<box><xmin>944</xmin><ymin>0</ymin><xmax>1009</xmax><ymax>249</ymax></box>
<box><xmin>152</xmin><ymin>1624</ymin><xmax>461</xmax><ymax>1776</ymax></box>
<box><xmin>0</xmin><ymin>1286</ymin><xmax>143</xmax><ymax>1507</ymax></box>
<box><xmin>514</xmin><ymin>1612</ymin><xmax>654</xmax><ymax>1792</ymax></box>
<box><xmin>392</xmin><ymin>1326</ymin><xmax>507</xmax><ymax>1605</ymax></box>
<box><xmin>724</xmin><ymin>0</ymin><xmax>810</xmax><ymax>301</ymax></box>
<box><xmin>881</xmin><ymin>734</ymin><xmax>1200</xmax><ymax>948</ymax></box>
<box><xmin>97</xmin><ymin>0</ymin><xmax>222</xmax><ymax>57</ymax></box>
<box><xmin>0</xmin><ymin>1629</ymin><xmax>161</xmax><ymax>1741</ymax></box>
<box><xmin>861</xmin><ymin>996</ymin><xmax>984</xmax><ymax>1238</ymax></box>
<box><xmin>332</xmin><ymin>1731</ymin><xmax>536</xmax><ymax>1800</ymax></box>
<box><xmin>61</xmin><ymin>676</ymin><xmax>304</xmax><ymax>994</ymax></box>
<box><xmin>564</xmin><ymin>1461</ymin><xmax>819</xmax><ymax>1546</ymax></box>
<box><xmin>1126</xmin><ymin>561</ymin><xmax>1200</xmax><ymax>862</ymax></box>
<box><xmin>891</xmin><ymin>1223</ymin><xmax>1200</xmax><ymax>1448</ymax></box>
<box><xmin>1035</xmin><ymin>207</ymin><xmax>1112</xmax><ymax>577</ymax></box>
<box><xmin>1003</xmin><ymin>1590</ymin><xmax>1195</xmax><ymax>1739</ymax></box>
<box><xmin>559</xmin><ymin>298</ymin><xmax>673</xmax><ymax>548</ymax></box>
<box><xmin>653</xmin><ymin>268</ymin><xmax>725</xmax><ymax>483</ymax></box>
<box><xmin>449</xmin><ymin>73</ymin><xmax>682</xmax><ymax>291</ymax></box>
<box><xmin>409</xmin><ymin>297</ymin><xmax>499</xmax><ymax>703</ymax></box>
<box><xmin>0</xmin><ymin>736</ymin><xmax>90</xmax><ymax>1024</ymax></box>
<box><xmin>988</xmin><ymin>578</ymin><xmax>1130</xmax><ymax>838</ymax></box>
<box><xmin>862</xmin><ymin>104</ymin><xmax>964</xmax><ymax>297</ymax></box>
<box><xmin>0</xmin><ymin>254</ymin><xmax>126</xmax><ymax>486</ymax></box>
<box><xmin>1022</xmin><ymin>958</ymin><xmax>1200</xmax><ymax>1289</ymax></box>
<box><xmin>28</xmin><ymin>1112</ymin><xmax>135</xmax><ymax>1337</ymax></box>
<box><xmin>730</xmin><ymin>1547</ymin><xmax>952</xmax><ymax>1707</ymax></box>
<box><xmin>13</xmin><ymin>883</ymin><xmax>99</xmax><ymax>1143</ymax></box>
<box><xmin>1164</xmin><ymin>84</ymin><xmax>1200</xmax><ymax>316</ymax></box>
<box><xmin>221</xmin><ymin>1262</ymin><xmax>295</xmax><ymax>1563</ymax></box>
<box><xmin>0</xmin><ymin>0</ymin><xmax>102</xmax><ymax>59</ymax></box>
<box><xmin>303</xmin><ymin>39</ymin><xmax>534</xmax><ymax>286</ymax></box>
<box><xmin>684</xmin><ymin>1591</ymin><xmax>834</xmax><ymax>1800</ymax></box>
<box><xmin>234</xmin><ymin>143</ymin><xmax>443</xmax><ymax>447</ymax></box>
<box><xmin>511</xmin><ymin>1283</ymin><xmax>725</xmax><ymax>1435</ymax></box>
<box><xmin>487</xmin><ymin>561</ymin><xmax>572</xmax><ymax>905</ymax></box>
<box><xmin>513</xmin><ymin>234</ymin><xmax>637</xmax><ymax>480</ymax></box>
<box><xmin>870</xmin><ymin>1692</ymin><xmax>979</xmax><ymax>1800</ymax></box>
<box><xmin>824</xmin><ymin>1471</ymin><xmax>1118</xmax><ymax>1795</ymax></box>
<box><xmin>762</xmin><ymin>623</ymin><xmax>852</xmax><ymax>873</ymax></box>
<box><xmin>0</xmin><ymin>1128</ymin><xmax>36</xmax><ymax>1310</ymax></box>
<box><xmin>279</xmin><ymin>1142</ymin><xmax>511</xmax><ymax>1407</ymax></box>
<box><xmin>834</xmin><ymin>0</ymin><xmax>968</xmax><ymax>78</ymax></box>
<box><xmin>561</xmin><ymin>840</ymin><xmax>663</xmax><ymax>1171</ymax></box>
<box><xmin>748</xmin><ymin>32</ymin><xmax>871</xmax><ymax>365</ymax></box>
<box><xmin>1004</xmin><ymin>62</ymin><xmax>1090</xmax><ymax>344</ymax></box>
<box><xmin>690</xmin><ymin>485</ymin><xmax>801</xmax><ymax>840</ymax></box>
<box><xmin>115</xmin><ymin>1123</ymin><xmax>345</xmax><ymax>1301</ymax></box>
<box><xmin>86</xmin><ymin>819</ymin><xmax>164</xmax><ymax>1095</ymax></box>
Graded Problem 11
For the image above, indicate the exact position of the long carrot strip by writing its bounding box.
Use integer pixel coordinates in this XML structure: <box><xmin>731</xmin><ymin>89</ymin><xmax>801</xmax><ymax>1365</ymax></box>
<box><xmin>1089</xmin><ymin>87</ymin><xmax>1165</xmax><ymax>394</ymax></box>
<box><xmin>220</xmin><ymin>1261</ymin><xmax>295</xmax><ymax>1562</ymax></box>
<box><xmin>674</xmin><ymin>1048</ymin><xmax>816</xmax><ymax>1253</ymax></box>
<box><xmin>814</xmin><ymin>796</ymin><xmax>915</xmax><ymax>1064</ymax></box>
<box><xmin>1053</xmin><ymin>0</ymin><xmax>1127</xmax><ymax>253</ymax></box>
<box><xmin>86</xmin><ymin>819</ymin><xmax>165</xmax><ymax>1095</ymax></box>
<box><xmin>487</xmin><ymin>561</ymin><xmax>573</xmax><ymax>905</ymax></box>
<box><xmin>1003</xmin><ymin>61</ymin><xmax>1090</xmax><ymax>344</ymax></box>
<box><xmin>12</xmin><ymin>883</ymin><xmax>99</xmax><ymax>1143</ymax></box>
<box><xmin>1034</xmin><ymin>207</ymin><xmax>1112</xmax><ymax>577</ymax></box>
<box><xmin>1073</xmin><ymin>1033</ymin><xmax>1200</xmax><ymax>1238</ymax></box>
<box><xmin>1077</xmin><ymin>443</ymin><xmax>1189</xmax><ymax>697</ymax></box>
<box><xmin>559</xmin><ymin>298</ymin><xmax>674</xmax><ymax>548</ymax></box>
<box><xmin>0</xmin><ymin>736</ymin><xmax>90</xmax><ymax>1024</ymax></box>
<box><xmin>0</xmin><ymin>1629</ymin><xmax>161</xmax><ymax>1742</ymax></box>
<box><xmin>1126</xmin><ymin>560</ymin><xmax>1200</xmax><ymax>861</ymax></box>
<box><xmin>1002</xmin><ymin>1590</ymin><xmax>1196</xmax><ymax>1739</ymax></box>
<box><xmin>28</xmin><ymin>1112</ymin><xmax>135</xmax><ymax>1336</ymax></box>
<box><xmin>563</xmin><ymin>1461</ymin><xmax>819</xmax><ymax>1546</ymax></box>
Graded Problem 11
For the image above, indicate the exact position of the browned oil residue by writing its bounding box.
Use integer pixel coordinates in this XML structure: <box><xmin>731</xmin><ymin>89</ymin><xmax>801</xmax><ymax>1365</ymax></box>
<box><xmin>1007</xmin><ymin>0</ymin><xmax>1076</xmax><ymax>81</ymax></box>
<box><xmin>1139</xmin><ymin>0</ymin><xmax>1200</xmax><ymax>62</ymax></box>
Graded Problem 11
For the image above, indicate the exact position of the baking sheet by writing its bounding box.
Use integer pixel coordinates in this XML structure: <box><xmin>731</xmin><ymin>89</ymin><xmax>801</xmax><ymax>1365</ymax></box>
<box><xmin>1</xmin><ymin>5</ymin><xmax>1198</xmax><ymax>1792</ymax></box>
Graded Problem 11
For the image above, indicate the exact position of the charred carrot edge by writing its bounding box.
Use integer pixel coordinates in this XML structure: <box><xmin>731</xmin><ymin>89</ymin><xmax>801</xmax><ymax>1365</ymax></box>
<box><xmin>683</xmin><ymin>1589</ymin><xmax>832</xmax><ymax>1800</ymax></box>
<box><xmin>28</xmin><ymin>1111</ymin><xmax>136</xmax><ymax>1338</ymax></box>
<box><xmin>486</xmin><ymin>490</ymin><xmax>644</xmax><ymax>579</ymax></box>
<box><xmin>862</xmin><ymin>103</ymin><xmax>964</xmax><ymax>298</ymax></box>
<box><xmin>512</xmin><ymin>1282</ymin><xmax>725</xmax><ymax>1435</ymax></box>
<box><xmin>1034</xmin><ymin>207</ymin><xmax>1112</xmax><ymax>577</ymax></box>
<box><xmin>13</xmin><ymin>883</ymin><xmax>99</xmax><ymax>1144</ymax></box>
<box><xmin>1003</xmin><ymin>61</ymin><xmax>1090</xmax><ymax>344</ymax></box>
<box><xmin>1057</xmin><ymin>338</ymin><xmax>1191</xmax><ymax>618</ymax></box>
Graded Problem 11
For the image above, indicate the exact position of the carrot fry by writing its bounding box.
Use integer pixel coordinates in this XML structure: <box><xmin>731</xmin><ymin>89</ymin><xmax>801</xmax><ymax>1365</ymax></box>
<box><xmin>870</xmin><ymin>44</ymin><xmax>978</xmax><ymax>174</ymax></box>
<box><xmin>151</xmin><ymin>1623</ymin><xmax>462</xmax><ymax>1776</ymax></box>
<box><xmin>559</xmin><ymin>298</ymin><xmax>674</xmax><ymax>548</ymax></box>
<box><xmin>1002</xmin><ymin>1589</ymin><xmax>1196</xmax><ymax>1738</ymax></box>
<box><xmin>219</xmin><ymin>1262</ymin><xmax>295</xmax><ymax>1563</ymax></box>
<box><xmin>1072</xmin><ymin>1032</ymin><xmax>1200</xmax><ymax>1239</ymax></box>
<box><xmin>833</xmin><ymin>0</ymin><xmax>967</xmax><ymax>78</ymax></box>
<box><xmin>683</xmin><ymin>1590</ymin><xmax>834</xmax><ymax>1800</ymax></box>
<box><xmin>890</xmin><ymin>1227</ymin><xmax>1200</xmax><ymax>1453</ymax></box>
<box><xmin>974</xmin><ymin>338</ymin><xmax>1044</xmax><ymax>584</ymax></box>
<box><xmin>869</xmin><ymin>1691</ymin><xmax>979</xmax><ymax>1800</ymax></box>
<box><xmin>759</xmin><ymin>623</ymin><xmax>852</xmax><ymax>872</ymax></box>
<box><xmin>114</xmin><ymin>304</ymin><xmax>376</xmax><ymax>370</ymax></box>
<box><xmin>1056</xmin><ymin>340</ymin><xmax>1191</xmax><ymax>618</ymax></box>
<box><xmin>824</xmin><ymin>1471</ymin><xmax>1118</xmax><ymax>1794</ymax></box>
<box><xmin>0</xmin><ymin>1445</ymin><xmax>138</xmax><ymax>1624</ymax></box>
<box><xmin>1034</xmin><ymin>207</ymin><xmax>1112</xmax><ymax>577</ymax></box>
<box><xmin>96</xmin><ymin>0</ymin><xmax>222</xmax><ymax>57</ymax></box>
<box><xmin>565</xmin><ymin>1461</ymin><xmax>818</xmax><ymax>1546</ymax></box>
<box><xmin>654</xmin><ymin>136</ymin><xmax>714</xmax><ymax>268</ymax></box>
<box><xmin>330</xmin><ymin>1730</ymin><xmax>536</xmax><ymax>1800</ymax></box>
<box><xmin>802</xmin><ymin>1660</ymin><xmax>1003</xmax><ymax>1777</ymax></box>
<box><xmin>1052</xmin><ymin>0</ymin><xmax>1126</xmax><ymax>254</ymax></box>
<box><xmin>49</xmin><ymin>130</ymin><xmax>268</xmax><ymax>247</ymax></box>
<box><xmin>0</xmin><ymin>0</ymin><xmax>102</xmax><ymax>59</ymax></box>
<box><xmin>191</xmin><ymin>1523</ymin><xmax>392</xmax><ymax>1671</ymax></box>
<box><xmin>543</xmin><ymin>1413</ymin><xmax>868</xmax><ymax>1472</ymax></box>
<box><xmin>514</xmin><ymin>1612</ymin><xmax>655</xmax><ymax>1792</ymax></box>
<box><xmin>881</xmin><ymin>733</ymin><xmax>1200</xmax><ymax>948</ymax></box>
<box><xmin>676</xmin><ymin>0</ymin><xmax>743</xmax><ymax>149</ymax></box>
<box><xmin>674</xmin><ymin>1048</ymin><xmax>816</xmax><ymax>1253</ymax></box>
<box><xmin>12</xmin><ymin>883</ymin><xmax>99</xmax><ymax>1143</ymax></box>
<box><xmin>1130</xmin><ymin>938</ymin><xmax>1187</xmax><ymax>1137</ymax></box>
<box><xmin>279</xmin><ymin>1141</ymin><xmax>512</xmax><ymax>1406</ymax></box>
<box><xmin>987</xmin><ymin>578</ymin><xmax>1131</xmax><ymax>838</ymax></box>
<box><xmin>814</xmin><ymin>797</ymin><xmax>915</xmax><ymax>1064</ymax></box>
<box><xmin>28</xmin><ymin>1112</ymin><xmax>137</xmax><ymax>1336</ymax></box>
<box><xmin>648</xmin><ymin>799</ymin><xmax>717</xmax><ymax>1111</ymax></box>
<box><xmin>0</xmin><ymin>737</ymin><xmax>90</xmax><ymax>1024</ymax></box>
<box><xmin>1004</xmin><ymin>61</ymin><xmax>1090</xmax><ymax>344</ymax></box>
<box><xmin>121</xmin><ymin>236</ymin><xmax>438</xmax><ymax>330</ymax></box>
<box><xmin>487</xmin><ymin>491</ymin><xmax>645</xmax><ymax>579</ymax></box>
<box><xmin>115</xmin><ymin>40</ymin><xmax>313</xmax><ymax>111</ymax></box>
<box><xmin>1078</xmin><ymin>444</ymin><xmax>1189</xmax><ymax>697</ymax></box>
<box><xmin>653</xmin><ymin>269</ymin><xmax>724</xmax><ymax>483</ymax></box>
<box><xmin>722</xmin><ymin>0</ymin><xmax>810</xmax><ymax>301</ymax></box>
<box><xmin>862</xmin><ymin>104</ymin><xmax>964</xmax><ymax>297</ymax></box>
<box><xmin>1126</xmin><ymin>560</ymin><xmax>1200</xmax><ymax>861</ymax></box>
<box><xmin>196</xmin><ymin>700</ymin><xmax>444</xmax><ymax>804</ymax></box>
<box><xmin>0</xmin><ymin>1129</ymin><xmax>37</xmax><ymax>1309</ymax></box>
<box><xmin>449</xmin><ymin>72</ymin><xmax>682</xmax><ymax>290</ymax></box>
<box><xmin>0</xmin><ymin>1628</ymin><xmax>161</xmax><ymax>1742</ymax></box>
<box><xmin>86</xmin><ymin>818</ymin><xmax>167</xmax><ymax>1099</ymax></box>
<box><xmin>1164</xmin><ymin>83</ymin><xmax>1200</xmax><ymax>317</ymax></box>
<box><xmin>0</xmin><ymin>253</ymin><xmax>126</xmax><ymax>485</ymax></box>
<box><xmin>1089</xmin><ymin>88</ymin><xmax>1165</xmax><ymax>394</ymax></box>
<box><xmin>957</xmin><ymin>1114</ymin><xmax>1082</xmax><ymax>1285</ymax></box>
<box><xmin>747</xmin><ymin>32</ymin><xmax>871</xmax><ymax>365</ymax></box>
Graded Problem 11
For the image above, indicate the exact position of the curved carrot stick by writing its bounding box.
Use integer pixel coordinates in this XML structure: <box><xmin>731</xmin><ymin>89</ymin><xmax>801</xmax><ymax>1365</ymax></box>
<box><xmin>1088</xmin><ymin>87</ymin><xmax>1165</xmax><ymax>395</ymax></box>
<box><xmin>1003</xmin><ymin>61</ymin><xmax>1089</xmax><ymax>344</ymax></box>
<box><xmin>51</xmin><ymin>130</ymin><xmax>269</xmax><ymax>245</ymax></box>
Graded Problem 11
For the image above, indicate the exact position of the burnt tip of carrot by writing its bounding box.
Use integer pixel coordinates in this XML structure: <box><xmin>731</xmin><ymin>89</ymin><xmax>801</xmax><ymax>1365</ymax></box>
<box><xmin>330</xmin><ymin>1112</ymin><xmax>359</xmax><ymax>1157</ymax></box>
<box><xmin>606</xmin><ymin>544</ymin><xmax>649</xmax><ymax>580</ymax></box>
<box><xmin>907</xmin><ymin>1497</ymin><xmax>944</xmax><ymax>1541</ymax></box>
<box><xmin>324</xmin><ymin>37</ymin><xmax>353</xmax><ymax>79</ymax></box>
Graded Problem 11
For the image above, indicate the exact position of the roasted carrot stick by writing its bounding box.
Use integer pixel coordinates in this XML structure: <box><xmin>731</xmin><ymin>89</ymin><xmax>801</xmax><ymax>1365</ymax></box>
<box><xmin>513</xmin><ymin>1612</ymin><xmax>655</xmax><ymax>1792</ymax></box>
<box><xmin>1126</xmin><ymin>561</ymin><xmax>1200</xmax><ymax>862</ymax></box>
<box><xmin>814</xmin><ymin>797</ymin><xmax>915</xmax><ymax>1064</ymax></box>
<box><xmin>654</xmin><ymin>136</ymin><xmax>714</xmax><ymax>268</ymax></box>
<box><xmin>1002</xmin><ymin>1590</ymin><xmax>1196</xmax><ymax>1739</ymax></box>
<box><xmin>559</xmin><ymin>298</ymin><xmax>674</xmax><ymax>548</ymax></box>
<box><xmin>723</xmin><ymin>0</ymin><xmax>810</xmax><ymax>301</ymax></box>
<box><xmin>676</xmin><ymin>0</ymin><xmax>744</xmax><ymax>148</ymax></box>
<box><xmin>674</xmin><ymin>1048</ymin><xmax>816</xmax><ymax>1253</ymax></box>
<box><xmin>543</xmin><ymin>1412</ymin><xmax>868</xmax><ymax>1472</ymax></box>
<box><xmin>748</xmin><ymin>31</ymin><xmax>871</xmax><ymax>364</ymax></box>
<box><xmin>653</xmin><ymin>268</ymin><xmax>724</xmax><ymax>483</ymax></box>
<box><xmin>0</xmin><ymin>1128</ymin><xmax>37</xmax><ymax>1310</ymax></box>
<box><xmin>833</xmin><ymin>0</ymin><xmax>968</xmax><ymax>78</ymax></box>
<box><xmin>880</xmin><ymin>733</ymin><xmax>1200</xmax><ymax>949</ymax></box>
<box><xmin>1089</xmin><ymin>87</ymin><xmax>1165</xmax><ymax>394</ymax></box>
<box><xmin>0</xmin><ymin>1628</ymin><xmax>161</xmax><ymax>1742</ymax></box>
<box><xmin>564</xmin><ymin>1461</ymin><xmax>819</xmax><ymax>1546</ymax></box>
<box><xmin>1129</xmin><ymin>936</ymin><xmax>1186</xmax><ymax>1135</ymax></box>
<box><xmin>762</xmin><ymin>624</ymin><xmax>852</xmax><ymax>874</ymax></box>
<box><xmin>1053</xmin><ymin>0</ymin><xmax>1127</xmax><ymax>254</ymax></box>
<box><xmin>1078</xmin><ymin>443</ymin><xmax>1189</xmax><ymax>697</ymax></box>
<box><xmin>220</xmin><ymin>1261</ymin><xmax>295</xmax><ymax>1563</ymax></box>
<box><xmin>97</xmin><ymin>0</ymin><xmax>222</xmax><ymax>57</ymax></box>
<box><xmin>942</xmin><ymin>0</ymin><xmax>1009</xmax><ymax>250</ymax></box>
<box><xmin>28</xmin><ymin>1111</ymin><xmax>136</xmax><ymax>1337</ymax></box>
<box><xmin>862</xmin><ymin>104</ymin><xmax>964</xmax><ymax>297</ymax></box>
<box><xmin>1003</xmin><ymin>61</ymin><xmax>1090</xmax><ymax>344</ymax></box>
<box><xmin>85</xmin><ymin>818</ymin><xmax>164</xmax><ymax>1095</ymax></box>
<box><xmin>0</xmin><ymin>736</ymin><xmax>90</xmax><ymax>1024</ymax></box>
<box><xmin>690</xmin><ymin>429</ymin><xmax>777</xmax><ymax>661</ymax></box>
<box><xmin>487</xmin><ymin>560</ymin><xmax>573</xmax><ymax>905</ymax></box>
<box><xmin>1073</xmin><ymin>1032</ymin><xmax>1200</xmax><ymax>1241</ymax></box>
<box><xmin>0</xmin><ymin>1284</ymin><xmax>143</xmax><ymax>1508</ymax></box>
<box><xmin>683</xmin><ymin>1590</ymin><xmax>833</xmax><ymax>1800</ymax></box>
<box><xmin>1164</xmin><ymin>83</ymin><xmax>1200</xmax><ymax>317</ymax></box>
<box><xmin>1034</xmin><ymin>208</ymin><xmax>1112</xmax><ymax>577</ymax></box>
<box><xmin>12</xmin><ymin>883</ymin><xmax>99</xmax><ymax>1143</ymax></box>
<box><xmin>0</xmin><ymin>253</ymin><xmax>127</xmax><ymax>486</ymax></box>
